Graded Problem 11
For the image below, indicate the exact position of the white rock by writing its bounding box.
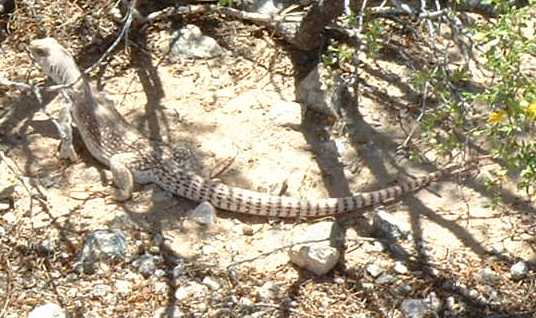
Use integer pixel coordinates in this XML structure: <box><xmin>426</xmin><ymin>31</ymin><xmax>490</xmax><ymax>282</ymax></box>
<box><xmin>77</xmin><ymin>229</ymin><xmax>128</xmax><ymax>274</ymax></box>
<box><xmin>153</xmin><ymin>306</ymin><xmax>185</xmax><ymax>318</ymax></box>
<box><xmin>115</xmin><ymin>280</ymin><xmax>131</xmax><ymax>295</ymax></box>
<box><xmin>28</xmin><ymin>303</ymin><xmax>67</xmax><ymax>318</ymax></box>
<box><xmin>154</xmin><ymin>281</ymin><xmax>170</xmax><ymax>294</ymax></box>
<box><xmin>296</xmin><ymin>64</ymin><xmax>351</xmax><ymax>116</ymax></box>
<box><xmin>479</xmin><ymin>267</ymin><xmax>500</xmax><ymax>285</ymax></box>
<box><xmin>510</xmin><ymin>261</ymin><xmax>528</xmax><ymax>280</ymax></box>
<box><xmin>375</xmin><ymin>273</ymin><xmax>395</xmax><ymax>285</ymax></box>
<box><xmin>372</xmin><ymin>209</ymin><xmax>410</xmax><ymax>241</ymax></box>
<box><xmin>394</xmin><ymin>261</ymin><xmax>409</xmax><ymax>274</ymax></box>
<box><xmin>270</xmin><ymin>101</ymin><xmax>302</xmax><ymax>127</ymax></box>
<box><xmin>0</xmin><ymin>201</ymin><xmax>10</xmax><ymax>211</ymax></box>
<box><xmin>400</xmin><ymin>292</ymin><xmax>442</xmax><ymax>318</ymax></box>
<box><xmin>366</xmin><ymin>263</ymin><xmax>384</xmax><ymax>278</ymax></box>
<box><xmin>189</xmin><ymin>202</ymin><xmax>216</xmax><ymax>225</ymax></box>
<box><xmin>288</xmin><ymin>221</ymin><xmax>342</xmax><ymax>275</ymax></box>
<box><xmin>239</xmin><ymin>297</ymin><xmax>254</xmax><ymax>307</ymax></box>
<box><xmin>174</xmin><ymin>282</ymin><xmax>208</xmax><ymax>301</ymax></box>
<box><xmin>92</xmin><ymin>284</ymin><xmax>112</xmax><ymax>297</ymax></box>
<box><xmin>133</xmin><ymin>254</ymin><xmax>158</xmax><ymax>277</ymax></box>
<box><xmin>256</xmin><ymin>282</ymin><xmax>280</xmax><ymax>301</ymax></box>
<box><xmin>168</xmin><ymin>25</ymin><xmax>224</xmax><ymax>59</ymax></box>
<box><xmin>202</xmin><ymin>276</ymin><xmax>221</xmax><ymax>290</ymax></box>
<box><xmin>2</xmin><ymin>211</ymin><xmax>16</xmax><ymax>224</ymax></box>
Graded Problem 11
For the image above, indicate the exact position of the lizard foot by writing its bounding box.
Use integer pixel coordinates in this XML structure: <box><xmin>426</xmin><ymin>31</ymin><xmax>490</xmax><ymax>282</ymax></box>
<box><xmin>58</xmin><ymin>141</ymin><xmax>78</xmax><ymax>161</ymax></box>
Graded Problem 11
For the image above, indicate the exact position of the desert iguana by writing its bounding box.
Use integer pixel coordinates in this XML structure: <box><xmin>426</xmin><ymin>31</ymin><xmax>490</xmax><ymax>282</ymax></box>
<box><xmin>29</xmin><ymin>37</ymin><xmax>480</xmax><ymax>218</ymax></box>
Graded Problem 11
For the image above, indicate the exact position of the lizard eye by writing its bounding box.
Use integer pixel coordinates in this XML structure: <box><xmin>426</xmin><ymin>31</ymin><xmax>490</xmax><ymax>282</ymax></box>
<box><xmin>31</xmin><ymin>47</ymin><xmax>46</xmax><ymax>57</ymax></box>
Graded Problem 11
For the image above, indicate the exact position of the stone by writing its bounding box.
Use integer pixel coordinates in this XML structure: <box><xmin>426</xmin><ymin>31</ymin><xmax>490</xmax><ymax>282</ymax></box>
<box><xmin>28</xmin><ymin>303</ymin><xmax>67</xmax><ymax>318</ymax></box>
<box><xmin>366</xmin><ymin>263</ymin><xmax>384</xmax><ymax>278</ymax></box>
<box><xmin>394</xmin><ymin>261</ymin><xmax>409</xmax><ymax>274</ymax></box>
<box><xmin>479</xmin><ymin>267</ymin><xmax>500</xmax><ymax>285</ymax></box>
<box><xmin>270</xmin><ymin>100</ymin><xmax>302</xmax><ymax>128</ymax></box>
<box><xmin>375</xmin><ymin>273</ymin><xmax>395</xmax><ymax>285</ymax></box>
<box><xmin>132</xmin><ymin>254</ymin><xmax>159</xmax><ymax>277</ymax></box>
<box><xmin>115</xmin><ymin>280</ymin><xmax>131</xmax><ymax>295</ymax></box>
<box><xmin>0</xmin><ymin>201</ymin><xmax>10</xmax><ymax>211</ymax></box>
<box><xmin>296</xmin><ymin>64</ymin><xmax>353</xmax><ymax>116</ymax></box>
<box><xmin>256</xmin><ymin>282</ymin><xmax>280</xmax><ymax>301</ymax></box>
<box><xmin>76</xmin><ymin>229</ymin><xmax>128</xmax><ymax>274</ymax></box>
<box><xmin>189</xmin><ymin>201</ymin><xmax>216</xmax><ymax>225</ymax></box>
<box><xmin>2</xmin><ymin>211</ymin><xmax>16</xmax><ymax>224</ymax></box>
<box><xmin>372</xmin><ymin>208</ymin><xmax>410</xmax><ymax>241</ymax></box>
<box><xmin>288</xmin><ymin>221</ymin><xmax>343</xmax><ymax>275</ymax></box>
<box><xmin>167</xmin><ymin>25</ymin><xmax>224</xmax><ymax>59</ymax></box>
<box><xmin>400</xmin><ymin>292</ymin><xmax>442</xmax><ymax>318</ymax></box>
<box><xmin>174</xmin><ymin>282</ymin><xmax>208</xmax><ymax>301</ymax></box>
<box><xmin>153</xmin><ymin>306</ymin><xmax>185</xmax><ymax>318</ymax></box>
<box><xmin>202</xmin><ymin>276</ymin><xmax>221</xmax><ymax>290</ymax></box>
<box><xmin>0</xmin><ymin>160</ymin><xmax>16</xmax><ymax>199</ymax></box>
<box><xmin>510</xmin><ymin>261</ymin><xmax>528</xmax><ymax>280</ymax></box>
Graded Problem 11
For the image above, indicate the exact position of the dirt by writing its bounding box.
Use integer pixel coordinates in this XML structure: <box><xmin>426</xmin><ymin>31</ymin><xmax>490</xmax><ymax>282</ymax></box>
<box><xmin>0</xmin><ymin>13</ymin><xmax>535</xmax><ymax>318</ymax></box>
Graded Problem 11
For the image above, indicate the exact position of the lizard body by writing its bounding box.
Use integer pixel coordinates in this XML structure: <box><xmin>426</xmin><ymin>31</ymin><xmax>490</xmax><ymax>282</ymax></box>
<box><xmin>29</xmin><ymin>37</ymin><xmax>478</xmax><ymax>218</ymax></box>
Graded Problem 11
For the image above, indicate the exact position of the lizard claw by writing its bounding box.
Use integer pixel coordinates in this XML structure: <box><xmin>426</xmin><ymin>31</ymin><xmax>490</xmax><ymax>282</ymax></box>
<box><xmin>112</xmin><ymin>188</ymin><xmax>131</xmax><ymax>202</ymax></box>
<box><xmin>58</xmin><ymin>142</ymin><xmax>78</xmax><ymax>161</ymax></box>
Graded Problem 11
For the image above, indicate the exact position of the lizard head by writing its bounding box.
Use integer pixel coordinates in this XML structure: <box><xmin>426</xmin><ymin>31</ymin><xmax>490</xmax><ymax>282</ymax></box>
<box><xmin>29</xmin><ymin>37</ymin><xmax>81</xmax><ymax>84</ymax></box>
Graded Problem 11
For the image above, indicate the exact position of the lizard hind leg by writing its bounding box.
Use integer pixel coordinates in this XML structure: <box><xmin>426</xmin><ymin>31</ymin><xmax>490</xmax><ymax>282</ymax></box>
<box><xmin>57</xmin><ymin>98</ymin><xmax>78</xmax><ymax>161</ymax></box>
<box><xmin>109</xmin><ymin>153</ymin><xmax>137</xmax><ymax>201</ymax></box>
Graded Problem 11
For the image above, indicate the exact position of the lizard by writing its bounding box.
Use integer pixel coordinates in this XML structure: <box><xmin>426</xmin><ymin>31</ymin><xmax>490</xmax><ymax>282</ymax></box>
<box><xmin>28</xmin><ymin>37</ymin><xmax>481</xmax><ymax>218</ymax></box>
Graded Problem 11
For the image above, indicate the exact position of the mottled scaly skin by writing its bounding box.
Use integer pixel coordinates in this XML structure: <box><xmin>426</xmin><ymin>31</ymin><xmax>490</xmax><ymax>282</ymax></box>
<box><xmin>29</xmin><ymin>37</ymin><xmax>476</xmax><ymax>218</ymax></box>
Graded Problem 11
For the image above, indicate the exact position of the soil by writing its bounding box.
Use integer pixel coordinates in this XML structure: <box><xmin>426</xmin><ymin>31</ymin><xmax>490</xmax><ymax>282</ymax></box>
<box><xmin>0</xmin><ymin>12</ymin><xmax>535</xmax><ymax>318</ymax></box>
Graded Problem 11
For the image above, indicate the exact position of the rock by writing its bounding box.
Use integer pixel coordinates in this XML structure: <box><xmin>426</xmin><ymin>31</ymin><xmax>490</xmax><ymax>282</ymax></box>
<box><xmin>132</xmin><ymin>254</ymin><xmax>159</xmax><ymax>277</ymax></box>
<box><xmin>2</xmin><ymin>211</ymin><xmax>16</xmax><ymax>224</ymax></box>
<box><xmin>172</xmin><ymin>261</ymin><xmax>186</xmax><ymax>279</ymax></box>
<box><xmin>28</xmin><ymin>303</ymin><xmax>67</xmax><ymax>318</ymax></box>
<box><xmin>189</xmin><ymin>201</ymin><xmax>216</xmax><ymax>225</ymax></box>
<box><xmin>242</xmin><ymin>224</ymin><xmax>254</xmax><ymax>236</ymax></box>
<box><xmin>396</xmin><ymin>283</ymin><xmax>413</xmax><ymax>295</ymax></box>
<box><xmin>92</xmin><ymin>284</ymin><xmax>112</xmax><ymax>298</ymax></box>
<box><xmin>366</xmin><ymin>263</ymin><xmax>384</xmax><ymax>278</ymax></box>
<box><xmin>202</xmin><ymin>276</ymin><xmax>221</xmax><ymax>290</ymax></box>
<box><xmin>154</xmin><ymin>269</ymin><xmax>166</xmax><ymax>278</ymax></box>
<box><xmin>444</xmin><ymin>295</ymin><xmax>466</xmax><ymax>315</ymax></box>
<box><xmin>174</xmin><ymin>282</ymin><xmax>208</xmax><ymax>301</ymax></box>
<box><xmin>400</xmin><ymin>292</ymin><xmax>442</xmax><ymax>318</ymax></box>
<box><xmin>270</xmin><ymin>100</ymin><xmax>302</xmax><ymax>128</ymax></box>
<box><xmin>246</xmin><ymin>0</ymin><xmax>287</xmax><ymax>15</ymax></box>
<box><xmin>375</xmin><ymin>273</ymin><xmax>395</xmax><ymax>285</ymax></box>
<box><xmin>296</xmin><ymin>63</ymin><xmax>353</xmax><ymax>116</ymax></box>
<box><xmin>154</xmin><ymin>281</ymin><xmax>170</xmax><ymax>294</ymax></box>
<box><xmin>37</xmin><ymin>239</ymin><xmax>55</xmax><ymax>256</ymax></box>
<box><xmin>0</xmin><ymin>201</ymin><xmax>10</xmax><ymax>211</ymax></box>
<box><xmin>0</xmin><ymin>226</ymin><xmax>5</xmax><ymax>237</ymax></box>
<box><xmin>115</xmin><ymin>280</ymin><xmax>131</xmax><ymax>296</ymax></box>
<box><xmin>394</xmin><ymin>261</ymin><xmax>409</xmax><ymax>274</ymax></box>
<box><xmin>479</xmin><ymin>267</ymin><xmax>500</xmax><ymax>285</ymax></box>
<box><xmin>510</xmin><ymin>261</ymin><xmax>528</xmax><ymax>280</ymax></box>
<box><xmin>153</xmin><ymin>306</ymin><xmax>185</xmax><ymax>318</ymax></box>
<box><xmin>0</xmin><ymin>160</ymin><xmax>16</xmax><ymax>199</ymax></box>
<box><xmin>239</xmin><ymin>297</ymin><xmax>254</xmax><ymax>307</ymax></box>
<box><xmin>372</xmin><ymin>208</ymin><xmax>410</xmax><ymax>241</ymax></box>
<box><xmin>167</xmin><ymin>25</ymin><xmax>224</xmax><ymax>59</ymax></box>
<box><xmin>76</xmin><ymin>229</ymin><xmax>128</xmax><ymax>274</ymax></box>
<box><xmin>256</xmin><ymin>282</ymin><xmax>280</xmax><ymax>301</ymax></box>
<box><xmin>288</xmin><ymin>221</ymin><xmax>343</xmax><ymax>275</ymax></box>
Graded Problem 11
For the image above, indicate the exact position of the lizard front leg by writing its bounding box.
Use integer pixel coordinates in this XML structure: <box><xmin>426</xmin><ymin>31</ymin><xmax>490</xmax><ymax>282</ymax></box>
<box><xmin>56</xmin><ymin>101</ymin><xmax>78</xmax><ymax>161</ymax></box>
<box><xmin>109</xmin><ymin>153</ymin><xmax>137</xmax><ymax>201</ymax></box>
